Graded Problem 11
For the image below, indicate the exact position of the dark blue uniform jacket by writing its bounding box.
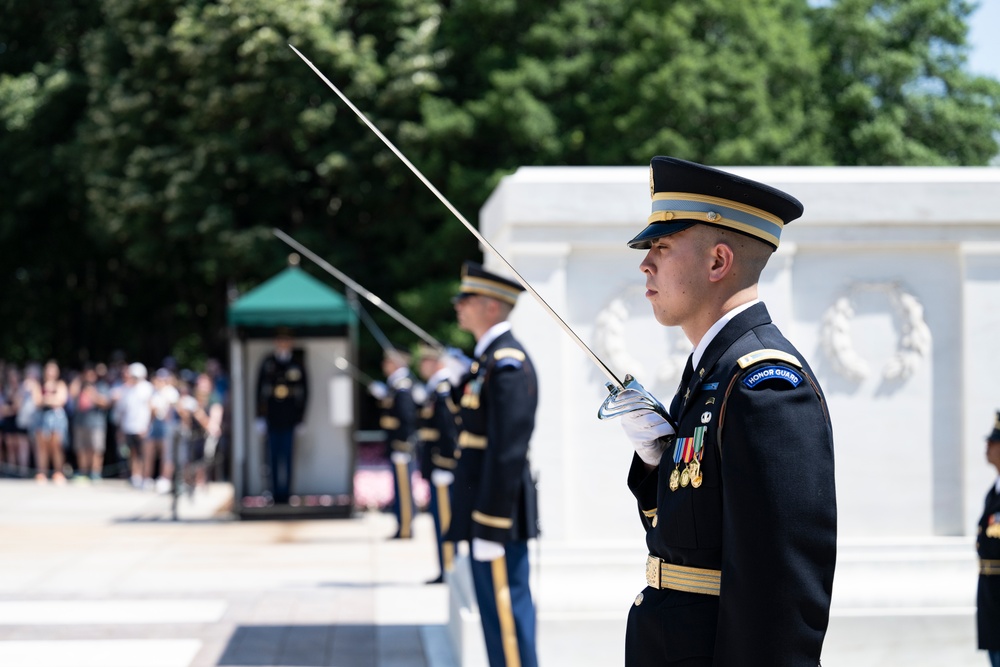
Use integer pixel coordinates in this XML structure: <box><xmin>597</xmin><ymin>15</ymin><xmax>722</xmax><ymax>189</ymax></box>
<box><xmin>977</xmin><ymin>484</ymin><xmax>1000</xmax><ymax>650</ymax></box>
<box><xmin>446</xmin><ymin>330</ymin><xmax>540</xmax><ymax>544</ymax></box>
<box><xmin>418</xmin><ymin>377</ymin><xmax>459</xmax><ymax>480</ymax></box>
<box><xmin>627</xmin><ymin>303</ymin><xmax>836</xmax><ymax>666</ymax></box>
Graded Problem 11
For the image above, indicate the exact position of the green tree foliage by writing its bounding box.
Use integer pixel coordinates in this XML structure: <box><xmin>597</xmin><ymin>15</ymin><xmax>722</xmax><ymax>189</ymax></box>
<box><xmin>424</xmin><ymin>0</ymin><xmax>829</xmax><ymax>178</ymax></box>
<box><xmin>812</xmin><ymin>0</ymin><xmax>1000</xmax><ymax>164</ymax></box>
<box><xmin>0</xmin><ymin>0</ymin><xmax>997</xmax><ymax>369</ymax></box>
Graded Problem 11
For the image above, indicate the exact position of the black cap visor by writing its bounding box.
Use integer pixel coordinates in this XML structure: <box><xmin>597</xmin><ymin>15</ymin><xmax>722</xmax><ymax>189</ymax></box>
<box><xmin>627</xmin><ymin>220</ymin><xmax>698</xmax><ymax>249</ymax></box>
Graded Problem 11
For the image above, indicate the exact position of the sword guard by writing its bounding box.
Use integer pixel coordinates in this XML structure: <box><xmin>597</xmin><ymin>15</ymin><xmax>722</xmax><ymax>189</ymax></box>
<box><xmin>598</xmin><ymin>375</ymin><xmax>673</xmax><ymax>424</ymax></box>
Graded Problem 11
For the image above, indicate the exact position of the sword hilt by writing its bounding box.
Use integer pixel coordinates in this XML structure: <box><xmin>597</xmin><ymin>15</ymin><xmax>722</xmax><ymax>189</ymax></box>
<box><xmin>598</xmin><ymin>375</ymin><xmax>673</xmax><ymax>425</ymax></box>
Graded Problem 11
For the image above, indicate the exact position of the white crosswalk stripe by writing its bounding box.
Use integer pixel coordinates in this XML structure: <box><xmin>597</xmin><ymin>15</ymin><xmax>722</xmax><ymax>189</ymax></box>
<box><xmin>0</xmin><ymin>639</ymin><xmax>202</xmax><ymax>667</ymax></box>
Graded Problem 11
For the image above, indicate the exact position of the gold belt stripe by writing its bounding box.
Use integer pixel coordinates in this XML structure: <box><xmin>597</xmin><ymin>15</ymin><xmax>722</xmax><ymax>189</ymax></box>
<box><xmin>458</xmin><ymin>431</ymin><xmax>487</xmax><ymax>449</ymax></box>
<box><xmin>431</xmin><ymin>454</ymin><xmax>457</xmax><ymax>469</ymax></box>
<box><xmin>981</xmin><ymin>559</ymin><xmax>1000</xmax><ymax>575</ymax></box>
<box><xmin>645</xmin><ymin>555</ymin><xmax>721</xmax><ymax>596</ymax></box>
<box><xmin>391</xmin><ymin>440</ymin><xmax>413</xmax><ymax>453</ymax></box>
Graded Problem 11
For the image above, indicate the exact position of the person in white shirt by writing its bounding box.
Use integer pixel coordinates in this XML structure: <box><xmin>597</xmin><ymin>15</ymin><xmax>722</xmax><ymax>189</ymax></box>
<box><xmin>119</xmin><ymin>362</ymin><xmax>154</xmax><ymax>488</ymax></box>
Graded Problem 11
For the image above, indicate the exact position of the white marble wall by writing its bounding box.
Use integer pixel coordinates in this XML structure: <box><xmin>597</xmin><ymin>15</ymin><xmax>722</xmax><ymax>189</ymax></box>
<box><xmin>478</xmin><ymin>165</ymin><xmax>1000</xmax><ymax>545</ymax></box>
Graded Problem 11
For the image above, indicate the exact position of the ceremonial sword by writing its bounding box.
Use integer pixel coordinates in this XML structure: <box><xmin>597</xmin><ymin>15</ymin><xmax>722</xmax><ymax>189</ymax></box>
<box><xmin>274</xmin><ymin>227</ymin><xmax>445</xmax><ymax>352</ymax></box>
<box><xmin>332</xmin><ymin>356</ymin><xmax>376</xmax><ymax>386</ymax></box>
<box><xmin>288</xmin><ymin>44</ymin><xmax>667</xmax><ymax>421</ymax></box>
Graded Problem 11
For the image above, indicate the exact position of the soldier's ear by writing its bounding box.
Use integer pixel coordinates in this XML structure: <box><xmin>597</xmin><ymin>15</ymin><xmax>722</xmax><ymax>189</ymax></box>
<box><xmin>707</xmin><ymin>242</ymin><xmax>735</xmax><ymax>284</ymax></box>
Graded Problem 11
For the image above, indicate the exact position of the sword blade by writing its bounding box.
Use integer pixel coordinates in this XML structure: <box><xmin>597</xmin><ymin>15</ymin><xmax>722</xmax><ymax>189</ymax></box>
<box><xmin>274</xmin><ymin>228</ymin><xmax>444</xmax><ymax>351</ymax></box>
<box><xmin>333</xmin><ymin>356</ymin><xmax>375</xmax><ymax>386</ymax></box>
<box><xmin>288</xmin><ymin>44</ymin><xmax>624</xmax><ymax>390</ymax></box>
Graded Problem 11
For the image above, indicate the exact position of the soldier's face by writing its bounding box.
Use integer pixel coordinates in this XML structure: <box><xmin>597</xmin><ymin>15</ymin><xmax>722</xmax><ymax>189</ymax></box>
<box><xmin>987</xmin><ymin>440</ymin><xmax>1000</xmax><ymax>470</ymax></box>
<box><xmin>454</xmin><ymin>294</ymin><xmax>489</xmax><ymax>334</ymax></box>
<box><xmin>418</xmin><ymin>357</ymin><xmax>436</xmax><ymax>381</ymax></box>
<box><xmin>639</xmin><ymin>227</ymin><xmax>710</xmax><ymax>328</ymax></box>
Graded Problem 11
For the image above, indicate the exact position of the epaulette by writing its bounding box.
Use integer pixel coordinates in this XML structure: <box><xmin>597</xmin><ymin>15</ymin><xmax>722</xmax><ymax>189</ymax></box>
<box><xmin>494</xmin><ymin>348</ymin><xmax>525</xmax><ymax>362</ymax></box>
<box><xmin>736</xmin><ymin>349</ymin><xmax>801</xmax><ymax>369</ymax></box>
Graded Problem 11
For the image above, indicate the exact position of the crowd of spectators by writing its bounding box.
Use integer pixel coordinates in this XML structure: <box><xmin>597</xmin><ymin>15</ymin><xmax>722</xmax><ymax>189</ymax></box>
<box><xmin>0</xmin><ymin>355</ymin><xmax>229</xmax><ymax>492</ymax></box>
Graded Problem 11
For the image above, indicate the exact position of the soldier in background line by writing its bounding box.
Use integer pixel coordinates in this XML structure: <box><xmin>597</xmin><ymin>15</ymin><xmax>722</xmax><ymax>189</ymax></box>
<box><xmin>977</xmin><ymin>411</ymin><xmax>1000</xmax><ymax>667</ymax></box>
<box><xmin>255</xmin><ymin>327</ymin><xmax>308</xmax><ymax>504</ymax></box>
<box><xmin>415</xmin><ymin>344</ymin><xmax>461</xmax><ymax>584</ymax></box>
<box><xmin>447</xmin><ymin>261</ymin><xmax>540</xmax><ymax>667</ymax></box>
<box><xmin>370</xmin><ymin>348</ymin><xmax>417</xmax><ymax>539</ymax></box>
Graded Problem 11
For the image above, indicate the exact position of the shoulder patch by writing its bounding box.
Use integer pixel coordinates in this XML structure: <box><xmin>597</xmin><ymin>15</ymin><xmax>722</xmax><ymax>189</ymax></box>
<box><xmin>395</xmin><ymin>377</ymin><xmax>413</xmax><ymax>389</ymax></box>
<box><xmin>494</xmin><ymin>348</ymin><xmax>525</xmax><ymax>362</ymax></box>
<box><xmin>495</xmin><ymin>357</ymin><xmax>523</xmax><ymax>370</ymax></box>
<box><xmin>737</xmin><ymin>348</ymin><xmax>801</xmax><ymax>369</ymax></box>
<box><xmin>743</xmin><ymin>365</ymin><xmax>802</xmax><ymax>389</ymax></box>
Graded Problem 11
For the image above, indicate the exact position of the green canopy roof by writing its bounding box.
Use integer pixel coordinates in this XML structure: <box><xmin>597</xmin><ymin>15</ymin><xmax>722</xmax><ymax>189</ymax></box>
<box><xmin>228</xmin><ymin>267</ymin><xmax>356</xmax><ymax>328</ymax></box>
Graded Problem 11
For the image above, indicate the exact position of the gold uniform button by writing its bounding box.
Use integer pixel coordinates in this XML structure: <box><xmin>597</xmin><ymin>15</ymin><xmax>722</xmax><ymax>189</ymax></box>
<box><xmin>274</xmin><ymin>384</ymin><xmax>289</xmax><ymax>399</ymax></box>
<box><xmin>634</xmin><ymin>593</ymin><xmax>644</xmax><ymax>606</ymax></box>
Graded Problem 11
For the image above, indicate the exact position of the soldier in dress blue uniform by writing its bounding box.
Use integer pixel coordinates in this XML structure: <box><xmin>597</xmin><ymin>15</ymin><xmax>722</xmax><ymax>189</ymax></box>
<box><xmin>416</xmin><ymin>343</ymin><xmax>461</xmax><ymax>584</ymax></box>
<box><xmin>977</xmin><ymin>411</ymin><xmax>1000</xmax><ymax>666</ymax></box>
<box><xmin>255</xmin><ymin>327</ymin><xmax>308</xmax><ymax>504</ymax></box>
<box><xmin>613</xmin><ymin>157</ymin><xmax>837</xmax><ymax>666</ymax></box>
<box><xmin>446</xmin><ymin>261</ymin><xmax>540</xmax><ymax>667</ymax></box>
<box><xmin>370</xmin><ymin>348</ymin><xmax>418</xmax><ymax>539</ymax></box>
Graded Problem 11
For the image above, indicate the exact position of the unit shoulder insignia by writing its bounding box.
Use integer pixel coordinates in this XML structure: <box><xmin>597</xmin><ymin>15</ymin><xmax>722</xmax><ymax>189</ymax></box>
<box><xmin>742</xmin><ymin>365</ymin><xmax>802</xmax><ymax>389</ymax></box>
<box><xmin>493</xmin><ymin>347</ymin><xmax>525</xmax><ymax>370</ymax></box>
<box><xmin>493</xmin><ymin>348</ymin><xmax>526</xmax><ymax>362</ymax></box>
<box><xmin>736</xmin><ymin>348</ymin><xmax>801</xmax><ymax>369</ymax></box>
<box><xmin>394</xmin><ymin>377</ymin><xmax>413</xmax><ymax>389</ymax></box>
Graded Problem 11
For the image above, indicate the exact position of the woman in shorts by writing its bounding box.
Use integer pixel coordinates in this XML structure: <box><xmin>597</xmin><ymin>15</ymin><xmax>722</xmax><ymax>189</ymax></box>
<box><xmin>30</xmin><ymin>360</ymin><xmax>69</xmax><ymax>484</ymax></box>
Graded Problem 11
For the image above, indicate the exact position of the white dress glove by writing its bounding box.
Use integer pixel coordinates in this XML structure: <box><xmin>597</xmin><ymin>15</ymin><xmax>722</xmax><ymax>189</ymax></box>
<box><xmin>472</xmin><ymin>537</ymin><xmax>505</xmax><ymax>562</ymax></box>
<box><xmin>368</xmin><ymin>381</ymin><xmax>388</xmax><ymax>400</ymax></box>
<box><xmin>620</xmin><ymin>409</ymin><xmax>676</xmax><ymax>466</ymax></box>
<box><xmin>390</xmin><ymin>451</ymin><xmax>411</xmax><ymax>465</ymax></box>
<box><xmin>253</xmin><ymin>417</ymin><xmax>267</xmax><ymax>435</ymax></box>
<box><xmin>430</xmin><ymin>469</ymin><xmax>454</xmax><ymax>487</ymax></box>
<box><xmin>443</xmin><ymin>348</ymin><xmax>473</xmax><ymax>386</ymax></box>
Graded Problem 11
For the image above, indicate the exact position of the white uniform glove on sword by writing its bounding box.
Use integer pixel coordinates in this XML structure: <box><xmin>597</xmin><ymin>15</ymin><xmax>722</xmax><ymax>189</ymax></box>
<box><xmin>618</xmin><ymin>389</ymin><xmax>676</xmax><ymax>466</ymax></box>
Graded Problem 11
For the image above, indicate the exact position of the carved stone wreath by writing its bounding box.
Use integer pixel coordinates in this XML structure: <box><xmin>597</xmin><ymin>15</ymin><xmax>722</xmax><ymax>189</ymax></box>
<box><xmin>594</xmin><ymin>285</ymin><xmax>689</xmax><ymax>389</ymax></box>
<box><xmin>820</xmin><ymin>282</ymin><xmax>932</xmax><ymax>382</ymax></box>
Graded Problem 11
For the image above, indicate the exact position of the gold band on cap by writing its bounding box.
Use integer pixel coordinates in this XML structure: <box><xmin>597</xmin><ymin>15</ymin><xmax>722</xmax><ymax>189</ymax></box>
<box><xmin>460</xmin><ymin>275</ymin><xmax>521</xmax><ymax>305</ymax></box>
<box><xmin>648</xmin><ymin>191</ymin><xmax>785</xmax><ymax>247</ymax></box>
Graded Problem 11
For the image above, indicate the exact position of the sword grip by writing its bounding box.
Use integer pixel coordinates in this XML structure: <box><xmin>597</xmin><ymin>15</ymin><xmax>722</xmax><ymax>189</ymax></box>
<box><xmin>597</xmin><ymin>375</ymin><xmax>672</xmax><ymax>424</ymax></box>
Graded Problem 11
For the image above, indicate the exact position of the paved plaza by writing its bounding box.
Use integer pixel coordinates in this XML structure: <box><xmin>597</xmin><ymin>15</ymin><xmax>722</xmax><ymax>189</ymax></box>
<box><xmin>0</xmin><ymin>478</ymin><xmax>992</xmax><ymax>666</ymax></box>
<box><xmin>0</xmin><ymin>479</ymin><xmax>453</xmax><ymax>667</ymax></box>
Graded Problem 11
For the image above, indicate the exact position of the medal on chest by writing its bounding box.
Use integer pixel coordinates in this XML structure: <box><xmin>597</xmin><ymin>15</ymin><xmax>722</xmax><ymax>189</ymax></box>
<box><xmin>668</xmin><ymin>426</ymin><xmax>706</xmax><ymax>491</ymax></box>
<box><xmin>461</xmin><ymin>377</ymin><xmax>483</xmax><ymax>409</ymax></box>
